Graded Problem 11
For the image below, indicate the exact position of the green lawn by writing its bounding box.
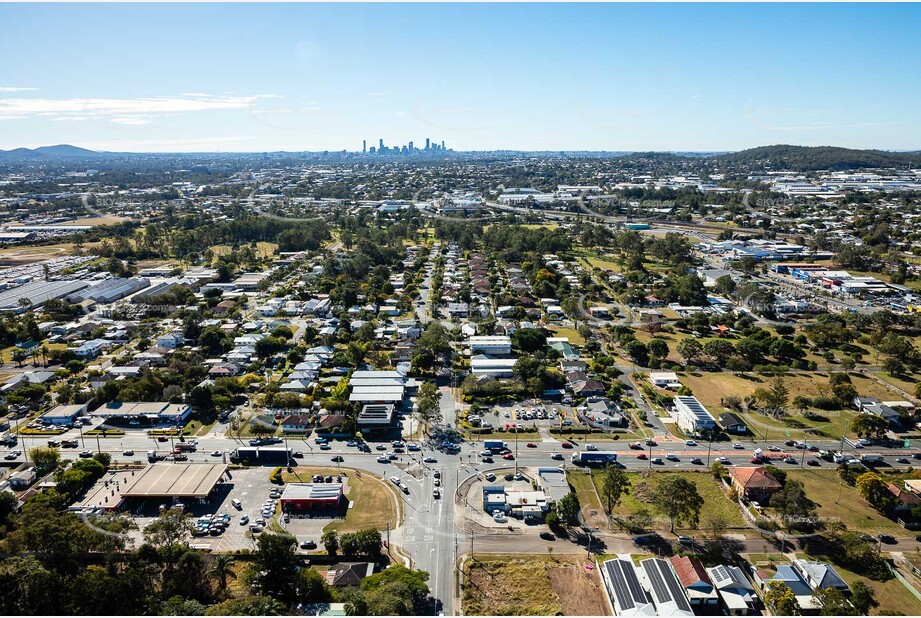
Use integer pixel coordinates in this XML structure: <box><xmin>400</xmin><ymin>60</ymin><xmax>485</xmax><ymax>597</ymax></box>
<box><xmin>785</xmin><ymin>469</ymin><xmax>905</xmax><ymax>535</ymax></box>
<box><xmin>548</xmin><ymin>326</ymin><xmax>585</xmax><ymax>346</ymax></box>
<box><xmin>590</xmin><ymin>470</ymin><xmax>747</xmax><ymax>532</ymax></box>
<box><xmin>566</xmin><ymin>470</ymin><xmax>608</xmax><ymax>529</ymax></box>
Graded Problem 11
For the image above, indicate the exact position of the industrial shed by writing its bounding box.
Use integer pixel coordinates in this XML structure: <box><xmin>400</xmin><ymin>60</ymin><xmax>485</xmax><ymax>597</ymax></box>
<box><xmin>0</xmin><ymin>279</ymin><xmax>91</xmax><ymax>312</ymax></box>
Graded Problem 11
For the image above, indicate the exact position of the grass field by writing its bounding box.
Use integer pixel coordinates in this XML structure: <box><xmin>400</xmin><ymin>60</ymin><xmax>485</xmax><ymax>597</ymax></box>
<box><xmin>675</xmin><ymin>371</ymin><xmax>898</xmax><ymax>440</ymax></box>
<box><xmin>785</xmin><ymin>469</ymin><xmax>904</xmax><ymax>535</ymax></box>
<box><xmin>590</xmin><ymin>470</ymin><xmax>747</xmax><ymax>531</ymax></box>
<box><xmin>210</xmin><ymin>241</ymin><xmax>278</xmax><ymax>261</ymax></box>
<box><xmin>548</xmin><ymin>326</ymin><xmax>586</xmax><ymax>346</ymax></box>
<box><xmin>282</xmin><ymin>467</ymin><xmax>400</xmax><ymax>534</ymax></box>
<box><xmin>566</xmin><ymin>470</ymin><xmax>608</xmax><ymax>529</ymax></box>
<box><xmin>462</xmin><ymin>554</ymin><xmax>610</xmax><ymax>616</ymax></box>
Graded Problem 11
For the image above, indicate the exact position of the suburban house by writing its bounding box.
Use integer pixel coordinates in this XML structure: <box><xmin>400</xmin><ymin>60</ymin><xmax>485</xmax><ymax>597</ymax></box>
<box><xmin>669</xmin><ymin>555</ymin><xmax>718</xmax><ymax>607</ymax></box>
<box><xmin>649</xmin><ymin>371</ymin><xmax>682</xmax><ymax>390</ymax></box>
<box><xmin>706</xmin><ymin>565</ymin><xmax>757</xmax><ymax>615</ymax></box>
<box><xmin>718</xmin><ymin>412</ymin><xmax>748</xmax><ymax>434</ymax></box>
<box><xmin>325</xmin><ymin>562</ymin><xmax>375</xmax><ymax>587</ymax></box>
<box><xmin>280</xmin><ymin>415</ymin><xmax>311</xmax><ymax>433</ymax></box>
<box><xmin>728</xmin><ymin>467</ymin><xmax>783</xmax><ymax>504</ymax></box>
<box><xmin>672</xmin><ymin>395</ymin><xmax>717</xmax><ymax>435</ymax></box>
<box><xmin>793</xmin><ymin>560</ymin><xmax>849</xmax><ymax>593</ymax></box>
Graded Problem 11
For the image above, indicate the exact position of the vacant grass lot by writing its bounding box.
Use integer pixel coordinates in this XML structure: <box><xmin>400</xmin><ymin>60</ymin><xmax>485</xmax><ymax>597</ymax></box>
<box><xmin>566</xmin><ymin>470</ymin><xmax>608</xmax><ymax>529</ymax></box>
<box><xmin>590</xmin><ymin>470</ymin><xmax>747</xmax><ymax>531</ymax></box>
<box><xmin>548</xmin><ymin>326</ymin><xmax>585</xmax><ymax>346</ymax></box>
<box><xmin>785</xmin><ymin>469</ymin><xmax>904</xmax><ymax>535</ymax></box>
<box><xmin>282</xmin><ymin>467</ymin><xmax>400</xmax><ymax>534</ymax></box>
<box><xmin>463</xmin><ymin>554</ymin><xmax>610</xmax><ymax>616</ymax></box>
<box><xmin>675</xmin><ymin>371</ymin><xmax>898</xmax><ymax>440</ymax></box>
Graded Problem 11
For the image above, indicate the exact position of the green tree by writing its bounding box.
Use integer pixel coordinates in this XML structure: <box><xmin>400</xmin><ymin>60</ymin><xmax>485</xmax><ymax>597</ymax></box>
<box><xmin>760</xmin><ymin>376</ymin><xmax>790</xmax><ymax>417</ymax></box>
<box><xmin>555</xmin><ymin>492</ymin><xmax>581</xmax><ymax>526</ymax></box>
<box><xmin>600</xmin><ymin>465</ymin><xmax>631</xmax><ymax>515</ymax></box>
<box><xmin>764</xmin><ymin>581</ymin><xmax>799</xmax><ymax>616</ymax></box>
<box><xmin>653</xmin><ymin>475</ymin><xmax>704</xmax><ymax>532</ymax></box>
<box><xmin>856</xmin><ymin>472</ymin><xmax>898</xmax><ymax>513</ymax></box>
<box><xmin>850</xmin><ymin>414</ymin><xmax>890</xmax><ymax>440</ymax></box>
<box><xmin>769</xmin><ymin>479</ymin><xmax>816</xmax><ymax>529</ymax></box>
<box><xmin>813</xmin><ymin>586</ymin><xmax>855</xmax><ymax>616</ymax></box>
<box><xmin>415</xmin><ymin>381</ymin><xmax>443</xmax><ymax>435</ymax></box>
<box><xmin>647</xmin><ymin>338</ymin><xmax>669</xmax><ymax>359</ymax></box>
<box><xmin>29</xmin><ymin>446</ymin><xmax>60</xmax><ymax>476</ymax></box>
<box><xmin>676</xmin><ymin>338</ymin><xmax>703</xmax><ymax>365</ymax></box>
<box><xmin>251</xmin><ymin>534</ymin><xmax>300</xmax><ymax>606</ymax></box>
<box><xmin>205</xmin><ymin>596</ymin><xmax>286</xmax><ymax>616</ymax></box>
<box><xmin>321</xmin><ymin>530</ymin><xmax>339</xmax><ymax>556</ymax></box>
<box><xmin>850</xmin><ymin>580</ymin><xmax>878</xmax><ymax>615</ymax></box>
<box><xmin>209</xmin><ymin>554</ymin><xmax>236</xmax><ymax>598</ymax></box>
<box><xmin>142</xmin><ymin>507</ymin><xmax>194</xmax><ymax>566</ymax></box>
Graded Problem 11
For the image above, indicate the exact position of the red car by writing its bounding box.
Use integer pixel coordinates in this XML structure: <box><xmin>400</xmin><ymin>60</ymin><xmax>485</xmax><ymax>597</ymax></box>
<box><xmin>629</xmin><ymin>442</ymin><xmax>643</xmax><ymax>450</ymax></box>
<box><xmin>636</xmin><ymin>453</ymin><xmax>648</xmax><ymax>460</ymax></box>
<box><xmin>561</xmin><ymin>442</ymin><xmax>573</xmax><ymax>449</ymax></box>
<box><xmin>526</xmin><ymin>442</ymin><xmax>537</xmax><ymax>448</ymax></box>
<box><xmin>750</xmin><ymin>457</ymin><xmax>764</xmax><ymax>464</ymax></box>
<box><xmin>502</xmin><ymin>453</ymin><xmax>514</xmax><ymax>460</ymax></box>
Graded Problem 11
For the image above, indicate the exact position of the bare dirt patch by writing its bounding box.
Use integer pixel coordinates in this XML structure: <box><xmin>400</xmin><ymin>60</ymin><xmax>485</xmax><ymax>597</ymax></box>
<box><xmin>547</xmin><ymin>562</ymin><xmax>611</xmax><ymax>616</ymax></box>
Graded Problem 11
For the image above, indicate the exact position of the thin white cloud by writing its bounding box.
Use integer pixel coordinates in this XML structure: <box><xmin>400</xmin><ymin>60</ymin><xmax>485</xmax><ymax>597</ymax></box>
<box><xmin>110</xmin><ymin>117</ymin><xmax>152</xmax><ymax>126</ymax></box>
<box><xmin>0</xmin><ymin>86</ymin><xmax>38</xmax><ymax>93</ymax></box>
<box><xmin>367</xmin><ymin>91</ymin><xmax>390</xmax><ymax>97</ymax></box>
<box><xmin>51</xmin><ymin>116</ymin><xmax>91</xmax><ymax>122</ymax></box>
<box><xmin>0</xmin><ymin>93</ymin><xmax>280</xmax><ymax>122</ymax></box>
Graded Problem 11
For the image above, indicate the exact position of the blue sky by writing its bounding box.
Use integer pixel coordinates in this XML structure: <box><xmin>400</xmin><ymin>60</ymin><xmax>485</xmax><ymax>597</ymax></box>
<box><xmin>1</xmin><ymin>3</ymin><xmax>919</xmax><ymax>152</ymax></box>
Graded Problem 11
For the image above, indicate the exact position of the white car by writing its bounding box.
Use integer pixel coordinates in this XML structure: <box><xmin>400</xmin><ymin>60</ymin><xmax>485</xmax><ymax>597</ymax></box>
<box><xmin>377</xmin><ymin>456</ymin><xmax>390</xmax><ymax>463</ymax></box>
<box><xmin>717</xmin><ymin>456</ymin><xmax>730</xmax><ymax>464</ymax></box>
<box><xmin>585</xmin><ymin>444</ymin><xmax>597</xmax><ymax>451</ymax></box>
<box><xmin>484</xmin><ymin>473</ymin><xmax>496</xmax><ymax>482</ymax></box>
<box><xmin>685</xmin><ymin>440</ymin><xmax>697</xmax><ymax>446</ymax></box>
<box><xmin>732</xmin><ymin>443</ymin><xmax>744</xmax><ymax>449</ymax></box>
<box><xmin>493</xmin><ymin>513</ymin><xmax>507</xmax><ymax>523</ymax></box>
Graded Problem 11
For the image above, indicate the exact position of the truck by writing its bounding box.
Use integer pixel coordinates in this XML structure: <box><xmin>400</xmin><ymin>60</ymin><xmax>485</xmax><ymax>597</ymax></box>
<box><xmin>148</xmin><ymin>450</ymin><xmax>164</xmax><ymax>462</ymax></box>
<box><xmin>175</xmin><ymin>442</ymin><xmax>197</xmax><ymax>452</ymax></box>
<box><xmin>229</xmin><ymin>447</ymin><xmax>293</xmax><ymax>465</ymax></box>
<box><xmin>860</xmin><ymin>453</ymin><xmax>884</xmax><ymax>464</ymax></box>
<box><xmin>570</xmin><ymin>451</ymin><xmax>618</xmax><ymax>466</ymax></box>
<box><xmin>484</xmin><ymin>440</ymin><xmax>507</xmax><ymax>453</ymax></box>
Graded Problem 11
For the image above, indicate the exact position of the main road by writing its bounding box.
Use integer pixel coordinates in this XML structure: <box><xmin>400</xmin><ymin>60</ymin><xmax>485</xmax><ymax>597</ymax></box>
<box><xmin>4</xmin><ymin>423</ymin><xmax>919</xmax><ymax>613</ymax></box>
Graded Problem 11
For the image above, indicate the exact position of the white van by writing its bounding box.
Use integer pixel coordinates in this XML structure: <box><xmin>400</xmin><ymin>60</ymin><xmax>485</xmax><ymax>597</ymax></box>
<box><xmin>230</xmin><ymin>498</ymin><xmax>242</xmax><ymax>509</ymax></box>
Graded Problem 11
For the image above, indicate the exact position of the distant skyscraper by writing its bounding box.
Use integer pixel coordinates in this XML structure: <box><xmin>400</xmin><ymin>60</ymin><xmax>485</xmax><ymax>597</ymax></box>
<box><xmin>362</xmin><ymin>140</ymin><xmax>366</xmax><ymax>153</ymax></box>
<box><xmin>441</xmin><ymin>140</ymin><xmax>445</xmax><ymax>150</ymax></box>
<box><xmin>379</xmin><ymin>138</ymin><xmax>384</xmax><ymax>152</ymax></box>
<box><xmin>408</xmin><ymin>141</ymin><xmax>414</xmax><ymax>153</ymax></box>
<box><xmin>425</xmin><ymin>138</ymin><xmax>430</xmax><ymax>151</ymax></box>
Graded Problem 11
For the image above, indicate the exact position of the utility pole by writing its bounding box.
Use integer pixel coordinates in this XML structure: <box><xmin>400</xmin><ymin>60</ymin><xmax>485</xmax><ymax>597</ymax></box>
<box><xmin>648</xmin><ymin>443</ymin><xmax>652</xmax><ymax>469</ymax></box>
<box><xmin>706</xmin><ymin>437</ymin><xmax>713</xmax><ymax>467</ymax></box>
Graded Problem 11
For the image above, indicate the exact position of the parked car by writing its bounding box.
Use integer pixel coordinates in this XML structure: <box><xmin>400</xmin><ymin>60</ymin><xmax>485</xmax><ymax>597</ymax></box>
<box><xmin>300</xmin><ymin>540</ymin><xmax>317</xmax><ymax>549</ymax></box>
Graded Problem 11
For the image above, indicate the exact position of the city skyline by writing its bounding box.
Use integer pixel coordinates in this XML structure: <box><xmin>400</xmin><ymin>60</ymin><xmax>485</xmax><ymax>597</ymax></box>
<box><xmin>1</xmin><ymin>3</ymin><xmax>921</xmax><ymax>152</ymax></box>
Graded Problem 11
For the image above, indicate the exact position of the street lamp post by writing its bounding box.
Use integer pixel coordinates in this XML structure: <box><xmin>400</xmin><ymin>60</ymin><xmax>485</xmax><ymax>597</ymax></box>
<box><xmin>706</xmin><ymin>437</ymin><xmax>713</xmax><ymax>467</ymax></box>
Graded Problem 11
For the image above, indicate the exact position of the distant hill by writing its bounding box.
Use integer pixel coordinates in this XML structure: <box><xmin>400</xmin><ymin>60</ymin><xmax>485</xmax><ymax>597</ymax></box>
<box><xmin>0</xmin><ymin>144</ymin><xmax>105</xmax><ymax>161</ymax></box>
<box><xmin>717</xmin><ymin>144</ymin><xmax>921</xmax><ymax>171</ymax></box>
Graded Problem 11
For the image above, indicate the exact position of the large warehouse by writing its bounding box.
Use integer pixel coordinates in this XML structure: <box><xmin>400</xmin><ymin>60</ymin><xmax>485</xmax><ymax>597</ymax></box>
<box><xmin>280</xmin><ymin>482</ymin><xmax>344</xmax><ymax>512</ymax></box>
<box><xmin>0</xmin><ymin>279</ymin><xmax>91</xmax><ymax>312</ymax></box>
<box><xmin>120</xmin><ymin>463</ymin><xmax>227</xmax><ymax>502</ymax></box>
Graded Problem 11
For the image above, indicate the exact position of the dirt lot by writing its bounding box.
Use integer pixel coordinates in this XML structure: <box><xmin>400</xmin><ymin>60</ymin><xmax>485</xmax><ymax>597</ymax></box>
<box><xmin>463</xmin><ymin>554</ymin><xmax>610</xmax><ymax>616</ymax></box>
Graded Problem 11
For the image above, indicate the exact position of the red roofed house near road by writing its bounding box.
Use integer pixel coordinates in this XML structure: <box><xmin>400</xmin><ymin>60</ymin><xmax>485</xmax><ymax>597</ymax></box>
<box><xmin>728</xmin><ymin>466</ymin><xmax>783</xmax><ymax>503</ymax></box>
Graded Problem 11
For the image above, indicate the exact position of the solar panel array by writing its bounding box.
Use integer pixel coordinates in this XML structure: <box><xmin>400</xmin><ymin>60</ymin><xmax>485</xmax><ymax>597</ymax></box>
<box><xmin>603</xmin><ymin>558</ymin><xmax>649</xmax><ymax>612</ymax></box>
<box><xmin>643</xmin><ymin>559</ymin><xmax>693</xmax><ymax>613</ymax></box>
<box><xmin>710</xmin><ymin>565</ymin><xmax>731</xmax><ymax>585</ymax></box>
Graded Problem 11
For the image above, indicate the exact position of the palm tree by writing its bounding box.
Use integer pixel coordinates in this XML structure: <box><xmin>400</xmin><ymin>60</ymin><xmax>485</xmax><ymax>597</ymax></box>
<box><xmin>209</xmin><ymin>554</ymin><xmax>236</xmax><ymax>597</ymax></box>
<box><xmin>40</xmin><ymin>345</ymin><xmax>49</xmax><ymax>367</ymax></box>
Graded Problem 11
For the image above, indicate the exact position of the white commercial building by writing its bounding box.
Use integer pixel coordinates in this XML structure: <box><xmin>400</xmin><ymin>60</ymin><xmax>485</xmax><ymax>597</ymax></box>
<box><xmin>467</xmin><ymin>336</ymin><xmax>512</xmax><ymax>356</ymax></box>
<box><xmin>673</xmin><ymin>395</ymin><xmax>716</xmax><ymax>435</ymax></box>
